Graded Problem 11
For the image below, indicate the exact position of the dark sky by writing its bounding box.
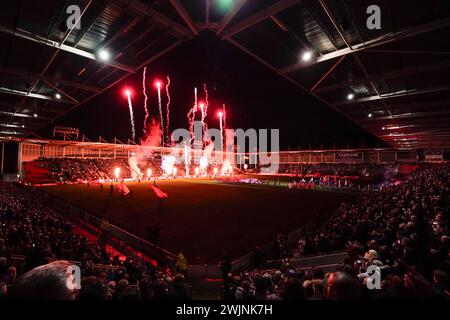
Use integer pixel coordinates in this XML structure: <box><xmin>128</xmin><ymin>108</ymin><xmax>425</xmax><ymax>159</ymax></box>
<box><xmin>39</xmin><ymin>31</ymin><xmax>383</xmax><ymax>150</ymax></box>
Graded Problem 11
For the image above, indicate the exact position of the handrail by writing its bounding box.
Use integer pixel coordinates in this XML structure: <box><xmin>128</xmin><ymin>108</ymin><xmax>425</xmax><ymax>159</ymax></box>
<box><xmin>10</xmin><ymin>255</ymin><xmax>121</xmax><ymax>271</ymax></box>
<box><xmin>266</xmin><ymin>250</ymin><xmax>347</xmax><ymax>264</ymax></box>
<box><xmin>40</xmin><ymin>189</ymin><xmax>177</xmax><ymax>263</ymax></box>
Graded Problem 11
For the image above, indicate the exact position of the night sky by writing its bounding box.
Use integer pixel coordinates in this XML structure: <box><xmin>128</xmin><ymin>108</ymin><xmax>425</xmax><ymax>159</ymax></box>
<box><xmin>39</xmin><ymin>31</ymin><xmax>383</xmax><ymax>150</ymax></box>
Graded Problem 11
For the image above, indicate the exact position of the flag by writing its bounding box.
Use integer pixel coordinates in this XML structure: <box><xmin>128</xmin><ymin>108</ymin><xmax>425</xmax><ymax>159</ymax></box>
<box><xmin>150</xmin><ymin>184</ymin><xmax>168</xmax><ymax>199</ymax></box>
<box><xmin>119</xmin><ymin>181</ymin><xmax>130</xmax><ymax>196</ymax></box>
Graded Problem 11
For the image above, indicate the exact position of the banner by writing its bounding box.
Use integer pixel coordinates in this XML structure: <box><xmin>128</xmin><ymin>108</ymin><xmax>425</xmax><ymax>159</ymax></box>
<box><xmin>118</xmin><ymin>181</ymin><xmax>130</xmax><ymax>196</ymax></box>
<box><xmin>335</xmin><ymin>152</ymin><xmax>363</xmax><ymax>163</ymax></box>
<box><xmin>150</xmin><ymin>184</ymin><xmax>168</xmax><ymax>199</ymax></box>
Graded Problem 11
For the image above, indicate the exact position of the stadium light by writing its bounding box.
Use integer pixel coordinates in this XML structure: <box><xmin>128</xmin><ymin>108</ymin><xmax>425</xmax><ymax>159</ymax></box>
<box><xmin>347</xmin><ymin>93</ymin><xmax>354</xmax><ymax>100</ymax></box>
<box><xmin>301</xmin><ymin>51</ymin><xmax>314</xmax><ymax>62</ymax></box>
<box><xmin>98</xmin><ymin>49</ymin><xmax>111</xmax><ymax>61</ymax></box>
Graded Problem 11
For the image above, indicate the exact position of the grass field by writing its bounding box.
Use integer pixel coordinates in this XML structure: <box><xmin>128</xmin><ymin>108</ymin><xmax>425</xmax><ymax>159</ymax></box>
<box><xmin>42</xmin><ymin>178</ymin><xmax>357</xmax><ymax>263</ymax></box>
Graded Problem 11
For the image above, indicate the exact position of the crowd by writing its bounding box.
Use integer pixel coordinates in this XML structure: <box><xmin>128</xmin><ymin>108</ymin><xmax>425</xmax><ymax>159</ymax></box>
<box><xmin>223</xmin><ymin>164</ymin><xmax>449</xmax><ymax>300</ymax></box>
<box><xmin>0</xmin><ymin>182</ymin><xmax>191</xmax><ymax>300</ymax></box>
<box><xmin>33</xmin><ymin>156</ymin><xmax>163</xmax><ymax>182</ymax></box>
<box><xmin>3</xmin><ymin>162</ymin><xmax>449</xmax><ymax>300</ymax></box>
<box><xmin>278</xmin><ymin>163</ymin><xmax>393</xmax><ymax>181</ymax></box>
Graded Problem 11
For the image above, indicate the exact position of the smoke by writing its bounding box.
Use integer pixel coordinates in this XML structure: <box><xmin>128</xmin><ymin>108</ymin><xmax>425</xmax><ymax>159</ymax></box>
<box><xmin>199</xmin><ymin>139</ymin><xmax>215</xmax><ymax>173</ymax></box>
<box><xmin>162</xmin><ymin>155</ymin><xmax>176</xmax><ymax>175</ymax></box>
<box><xmin>203</xmin><ymin>139</ymin><xmax>215</xmax><ymax>159</ymax></box>
<box><xmin>128</xmin><ymin>156</ymin><xmax>142</xmax><ymax>179</ymax></box>
<box><xmin>141</xmin><ymin>119</ymin><xmax>162</xmax><ymax>148</ymax></box>
<box><xmin>127</xmin><ymin>119</ymin><xmax>162</xmax><ymax>178</ymax></box>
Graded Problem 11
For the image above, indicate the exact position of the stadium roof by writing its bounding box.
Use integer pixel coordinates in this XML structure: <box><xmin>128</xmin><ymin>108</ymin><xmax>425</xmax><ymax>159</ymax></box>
<box><xmin>0</xmin><ymin>0</ymin><xmax>449</xmax><ymax>149</ymax></box>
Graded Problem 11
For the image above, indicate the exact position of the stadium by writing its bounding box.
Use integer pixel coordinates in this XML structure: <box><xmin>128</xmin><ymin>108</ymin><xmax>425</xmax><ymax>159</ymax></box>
<box><xmin>0</xmin><ymin>0</ymin><xmax>449</xmax><ymax>307</ymax></box>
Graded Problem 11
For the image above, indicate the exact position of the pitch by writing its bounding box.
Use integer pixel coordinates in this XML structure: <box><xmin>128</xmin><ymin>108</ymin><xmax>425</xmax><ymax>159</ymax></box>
<box><xmin>42</xmin><ymin>178</ymin><xmax>356</xmax><ymax>263</ymax></box>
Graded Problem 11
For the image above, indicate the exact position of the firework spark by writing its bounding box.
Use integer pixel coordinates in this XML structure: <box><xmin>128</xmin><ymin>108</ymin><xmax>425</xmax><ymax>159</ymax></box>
<box><xmin>125</xmin><ymin>89</ymin><xmax>136</xmax><ymax>142</ymax></box>
<box><xmin>165</xmin><ymin>75</ymin><xmax>171</xmax><ymax>144</ymax></box>
<box><xmin>187</xmin><ymin>87</ymin><xmax>197</xmax><ymax>142</ymax></box>
<box><xmin>156</xmin><ymin>80</ymin><xmax>164</xmax><ymax>146</ymax></box>
<box><xmin>218</xmin><ymin>110</ymin><xmax>224</xmax><ymax>151</ymax></box>
<box><xmin>142</xmin><ymin>67</ymin><xmax>149</xmax><ymax>133</ymax></box>
<box><xmin>202</xmin><ymin>83</ymin><xmax>209</xmax><ymax>139</ymax></box>
<box><xmin>222</xmin><ymin>104</ymin><xmax>227</xmax><ymax>130</ymax></box>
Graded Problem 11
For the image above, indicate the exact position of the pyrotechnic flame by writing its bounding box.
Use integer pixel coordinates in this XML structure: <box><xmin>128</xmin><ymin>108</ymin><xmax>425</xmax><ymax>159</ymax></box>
<box><xmin>221</xmin><ymin>159</ymin><xmax>232</xmax><ymax>174</ymax></box>
<box><xmin>115</xmin><ymin>167</ymin><xmax>121</xmax><ymax>179</ymax></box>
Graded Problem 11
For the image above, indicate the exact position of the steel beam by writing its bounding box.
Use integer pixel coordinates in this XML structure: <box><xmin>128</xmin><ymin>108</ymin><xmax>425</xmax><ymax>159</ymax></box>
<box><xmin>0</xmin><ymin>111</ymin><xmax>52</xmax><ymax>120</ymax></box>
<box><xmin>216</xmin><ymin>0</ymin><xmax>248</xmax><ymax>35</ymax></box>
<box><xmin>335</xmin><ymin>85</ymin><xmax>450</xmax><ymax>106</ymax></box>
<box><xmin>0</xmin><ymin>87</ymin><xmax>74</xmax><ymax>103</ymax></box>
<box><xmin>0</xmin><ymin>24</ymin><xmax>136</xmax><ymax>73</ymax></box>
<box><xmin>72</xmin><ymin>1</ymin><xmax>108</xmax><ymax>47</ymax></box>
<box><xmin>222</xmin><ymin>0</ymin><xmax>301</xmax><ymax>39</ymax></box>
<box><xmin>225</xmin><ymin>37</ymin><xmax>385</xmax><ymax>145</ymax></box>
<box><xmin>310</xmin><ymin>55</ymin><xmax>346</xmax><ymax>91</ymax></box>
<box><xmin>41</xmin><ymin>79</ymin><xmax>79</xmax><ymax>104</ymax></box>
<box><xmin>31</xmin><ymin>40</ymin><xmax>187</xmax><ymax>135</ymax></box>
<box><xmin>127</xmin><ymin>0</ymin><xmax>193</xmax><ymax>38</ymax></box>
<box><xmin>366</xmin><ymin>49</ymin><xmax>450</xmax><ymax>56</ymax></box>
<box><xmin>346</xmin><ymin>100</ymin><xmax>450</xmax><ymax>116</ymax></box>
<box><xmin>359</xmin><ymin>110</ymin><xmax>450</xmax><ymax>122</ymax></box>
<box><xmin>0</xmin><ymin>65</ymin><xmax>102</xmax><ymax>93</ymax></box>
<box><xmin>281</xmin><ymin>16</ymin><xmax>450</xmax><ymax>74</ymax></box>
<box><xmin>169</xmin><ymin>0</ymin><xmax>198</xmax><ymax>35</ymax></box>
<box><xmin>314</xmin><ymin>60</ymin><xmax>450</xmax><ymax>94</ymax></box>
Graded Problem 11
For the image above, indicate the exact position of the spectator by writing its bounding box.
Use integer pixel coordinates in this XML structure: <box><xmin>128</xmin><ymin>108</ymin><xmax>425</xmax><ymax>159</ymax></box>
<box><xmin>8</xmin><ymin>260</ymin><xmax>76</xmax><ymax>300</ymax></box>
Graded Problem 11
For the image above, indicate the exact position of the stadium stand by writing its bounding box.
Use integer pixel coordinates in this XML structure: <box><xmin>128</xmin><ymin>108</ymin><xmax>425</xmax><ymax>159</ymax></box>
<box><xmin>1</xmin><ymin>163</ymin><xmax>448</xmax><ymax>300</ymax></box>
<box><xmin>0</xmin><ymin>182</ymin><xmax>191</xmax><ymax>300</ymax></box>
